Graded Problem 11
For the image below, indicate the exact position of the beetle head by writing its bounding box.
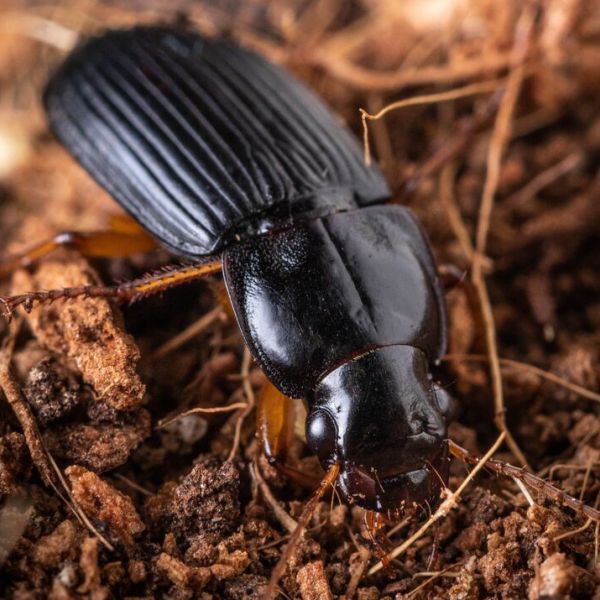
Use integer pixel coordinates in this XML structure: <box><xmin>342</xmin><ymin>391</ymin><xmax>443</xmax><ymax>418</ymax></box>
<box><xmin>306</xmin><ymin>345</ymin><xmax>454</xmax><ymax>513</ymax></box>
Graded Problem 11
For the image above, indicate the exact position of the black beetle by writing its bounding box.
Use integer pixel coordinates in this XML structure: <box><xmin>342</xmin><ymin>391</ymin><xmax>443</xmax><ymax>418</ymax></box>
<box><xmin>2</xmin><ymin>26</ymin><xmax>453</xmax><ymax>514</ymax></box>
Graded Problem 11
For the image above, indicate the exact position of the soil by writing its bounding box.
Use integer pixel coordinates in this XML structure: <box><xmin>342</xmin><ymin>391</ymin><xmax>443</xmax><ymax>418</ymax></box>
<box><xmin>1</xmin><ymin>1</ymin><xmax>600</xmax><ymax>599</ymax></box>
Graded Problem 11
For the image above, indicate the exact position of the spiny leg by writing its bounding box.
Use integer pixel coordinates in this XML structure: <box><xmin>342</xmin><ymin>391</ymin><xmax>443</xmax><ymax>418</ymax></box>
<box><xmin>0</xmin><ymin>258</ymin><xmax>222</xmax><ymax>321</ymax></box>
<box><xmin>0</xmin><ymin>214</ymin><xmax>158</xmax><ymax>278</ymax></box>
<box><xmin>364</xmin><ymin>510</ymin><xmax>394</xmax><ymax>567</ymax></box>
<box><xmin>257</xmin><ymin>380</ymin><xmax>319</xmax><ymax>489</ymax></box>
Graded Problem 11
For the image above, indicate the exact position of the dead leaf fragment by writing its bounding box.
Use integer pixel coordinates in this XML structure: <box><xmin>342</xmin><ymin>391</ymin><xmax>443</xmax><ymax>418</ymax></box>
<box><xmin>33</xmin><ymin>520</ymin><xmax>78</xmax><ymax>567</ymax></box>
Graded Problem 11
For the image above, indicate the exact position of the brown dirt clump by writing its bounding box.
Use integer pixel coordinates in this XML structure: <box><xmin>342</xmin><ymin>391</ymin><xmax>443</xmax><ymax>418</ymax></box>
<box><xmin>23</xmin><ymin>356</ymin><xmax>81</xmax><ymax>425</ymax></box>
<box><xmin>11</xmin><ymin>257</ymin><xmax>146</xmax><ymax>411</ymax></box>
<box><xmin>65</xmin><ymin>465</ymin><xmax>145</xmax><ymax>546</ymax></box>
<box><xmin>2</xmin><ymin>0</ymin><xmax>600</xmax><ymax>598</ymax></box>
<box><xmin>529</xmin><ymin>552</ymin><xmax>597</xmax><ymax>599</ymax></box>
<box><xmin>32</xmin><ymin>519</ymin><xmax>78</xmax><ymax>568</ymax></box>
<box><xmin>170</xmin><ymin>457</ymin><xmax>240</xmax><ymax>542</ymax></box>
<box><xmin>297</xmin><ymin>561</ymin><xmax>334</xmax><ymax>600</ymax></box>
<box><xmin>0</xmin><ymin>432</ymin><xmax>29</xmax><ymax>495</ymax></box>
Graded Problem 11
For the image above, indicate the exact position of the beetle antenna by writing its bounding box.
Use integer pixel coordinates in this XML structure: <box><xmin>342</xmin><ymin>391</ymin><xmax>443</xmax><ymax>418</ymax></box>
<box><xmin>426</xmin><ymin>458</ymin><xmax>449</xmax><ymax>492</ymax></box>
<box><xmin>265</xmin><ymin>463</ymin><xmax>339</xmax><ymax>600</ymax></box>
<box><xmin>448</xmin><ymin>439</ymin><xmax>600</xmax><ymax>522</ymax></box>
<box><xmin>330</xmin><ymin>477</ymin><xmax>343</xmax><ymax>510</ymax></box>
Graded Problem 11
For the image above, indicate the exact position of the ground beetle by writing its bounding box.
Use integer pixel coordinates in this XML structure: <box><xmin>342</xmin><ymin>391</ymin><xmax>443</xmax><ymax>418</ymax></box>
<box><xmin>1</xmin><ymin>26</ymin><xmax>453</xmax><ymax>515</ymax></box>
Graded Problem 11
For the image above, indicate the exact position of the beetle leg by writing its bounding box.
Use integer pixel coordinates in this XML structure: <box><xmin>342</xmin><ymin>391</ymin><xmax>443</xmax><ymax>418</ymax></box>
<box><xmin>257</xmin><ymin>380</ymin><xmax>319</xmax><ymax>488</ymax></box>
<box><xmin>258</xmin><ymin>380</ymin><xmax>297</xmax><ymax>464</ymax></box>
<box><xmin>0</xmin><ymin>258</ymin><xmax>222</xmax><ymax>321</ymax></box>
<box><xmin>364</xmin><ymin>510</ymin><xmax>394</xmax><ymax>567</ymax></box>
<box><xmin>0</xmin><ymin>215</ymin><xmax>158</xmax><ymax>278</ymax></box>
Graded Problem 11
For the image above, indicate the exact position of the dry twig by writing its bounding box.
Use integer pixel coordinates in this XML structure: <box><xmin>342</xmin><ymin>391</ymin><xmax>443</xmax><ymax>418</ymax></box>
<box><xmin>250</xmin><ymin>461</ymin><xmax>298</xmax><ymax>534</ymax></box>
<box><xmin>265</xmin><ymin>463</ymin><xmax>340</xmax><ymax>600</ymax></box>
<box><xmin>368</xmin><ymin>432</ymin><xmax>506</xmax><ymax>575</ymax></box>
<box><xmin>470</xmin><ymin>8</ymin><xmax>534</xmax><ymax>470</ymax></box>
<box><xmin>0</xmin><ymin>13</ymin><xmax>79</xmax><ymax>50</ymax></box>
<box><xmin>443</xmin><ymin>354</ymin><xmax>600</xmax><ymax>404</ymax></box>
<box><xmin>344</xmin><ymin>543</ymin><xmax>370</xmax><ymax>600</ymax></box>
<box><xmin>502</xmin><ymin>151</ymin><xmax>583</xmax><ymax>210</ymax></box>
<box><xmin>157</xmin><ymin>402</ymin><xmax>248</xmax><ymax>430</ymax></box>
<box><xmin>402</xmin><ymin>92</ymin><xmax>502</xmax><ymax>196</ymax></box>
<box><xmin>406</xmin><ymin>562</ymin><xmax>464</xmax><ymax>598</ymax></box>
<box><xmin>360</xmin><ymin>78</ymin><xmax>504</xmax><ymax>164</ymax></box>
<box><xmin>314</xmin><ymin>51</ymin><xmax>512</xmax><ymax>91</ymax></box>
<box><xmin>152</xmin><ymin>306</ymin><xmax>223</xmax><ymax>358</ymax></box>
<box><xmin>0</xmin><ymin>331</ymin><xmax>53</xmax><ymax>486</ymax></box>
<box><xmin>227</xmin><ymin>348</ymin><xmax>255</xmax><ymax>462</ymax></box>
<box><xmin>439</xmin><ymin>162</ymin><xmax>476</xmax><ymax>263</ymax></box>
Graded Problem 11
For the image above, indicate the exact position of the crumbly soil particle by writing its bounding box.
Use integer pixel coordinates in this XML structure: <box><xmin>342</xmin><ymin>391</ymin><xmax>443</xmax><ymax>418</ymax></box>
<box><xmin>161</xmin><ymin>456</ymin><xmax>241</xmax><ymax>547</ymax></box>
<box><xmin>0</xmin><ymin>432</ymin><xmax>30</xmax><ymax>496</ymax></box>
<box><xmin>43</xmin><ymin>411</ymin><xmax>151</xmax><ymax>472</ymax></box>
<box><xmin>297</xmin><ymin>560</ymin><xmax>334</xmax><ymax>600</ymax></box>
<box><xmin>65</xmin><ymin>466</ymin><xmax>145</xmax><ymax>546</ymax></box>
<box><xmin>23</xmin><ymin>356</ymin><xmax>82</xmax><ymax>425</ymax></box>
<box><xmin>528</xmin><ymin>552</ymin><xmax>597</xmax><ymax>600</ymax></box>
<box><xmin>11</xmin><ymin>258</ymin><xmax>146</xmax><ymax>411</ymax></box>
<box><xmin>2</xmin><ymin>1</ymin><xmax>600</xmax><ymax>599</ymax></box>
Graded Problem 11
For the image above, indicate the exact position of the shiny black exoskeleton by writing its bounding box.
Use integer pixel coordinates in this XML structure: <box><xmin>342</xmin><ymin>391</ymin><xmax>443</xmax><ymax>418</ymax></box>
<box><xmin>44</xmin><ymin>26</ymin><xmax>453</xmax><ymax>512</ymax></box>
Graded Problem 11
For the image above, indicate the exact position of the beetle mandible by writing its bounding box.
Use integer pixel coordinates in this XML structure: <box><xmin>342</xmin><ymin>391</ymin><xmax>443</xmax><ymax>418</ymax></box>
<box><xmin>0</xmin><ymin>26</ymin><xmax>454</xmax><ymax>514</ymax></box>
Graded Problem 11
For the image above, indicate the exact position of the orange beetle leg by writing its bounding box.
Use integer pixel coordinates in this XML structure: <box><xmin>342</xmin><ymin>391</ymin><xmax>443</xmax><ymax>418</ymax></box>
<box><xmin>257</xmin><ymin>379</ymin><xmax>319</xmax><ymax>489</ymax></box>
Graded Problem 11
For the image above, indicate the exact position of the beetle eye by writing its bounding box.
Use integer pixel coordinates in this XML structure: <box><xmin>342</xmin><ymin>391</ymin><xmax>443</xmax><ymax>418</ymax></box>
<box><xmin>306</xmin><ymin>409</ymin><xmax>337</xmax><ymax>463</ymax></box>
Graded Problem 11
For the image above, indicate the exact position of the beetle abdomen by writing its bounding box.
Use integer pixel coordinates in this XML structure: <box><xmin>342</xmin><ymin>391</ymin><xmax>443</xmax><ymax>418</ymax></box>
<box><xmin>44</xmin><ymin>27</ymin><xmax>390</xmax><ymax>257</ymax></box>
<box><xmin>223</xmin><ymin>205</ymin><xmax>447</xmax><ymax>398</ymax></box>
